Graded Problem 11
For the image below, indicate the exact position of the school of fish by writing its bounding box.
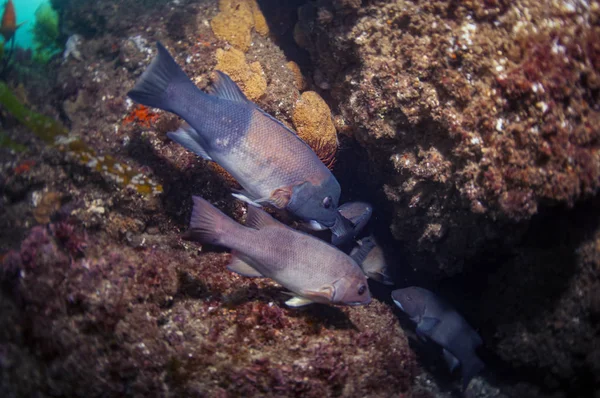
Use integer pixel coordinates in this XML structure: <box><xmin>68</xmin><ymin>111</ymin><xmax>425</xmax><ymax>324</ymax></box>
<box><xmin>128</xmin><ymin>42</ymin><xmax>485</xmax><ymax>391</ymax></box>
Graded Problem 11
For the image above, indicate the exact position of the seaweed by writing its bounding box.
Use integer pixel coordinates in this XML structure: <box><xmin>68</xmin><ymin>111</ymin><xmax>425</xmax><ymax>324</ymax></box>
<box><xmin>31</xmin><ymin>2</ymin><xmax>62</xmax><ymax>64</ymax></box>
<box><xmin>0</xmin><ymin>130</ymin><xmax>26</xmax><ymax>152</ymax></box>
<box><xmin>0</xmin><ymin>81</ymin><xmax>162</xmax><ymax>195</ymax></box>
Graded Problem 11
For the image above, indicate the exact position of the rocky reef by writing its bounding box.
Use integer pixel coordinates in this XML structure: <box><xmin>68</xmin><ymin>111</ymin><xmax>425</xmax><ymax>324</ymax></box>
<box><xmin>0</xmin><ymin>224</ymin><xmax>416</xmax><ymax>397</ymax></box>
<box><xmin>0</xmin><ymin>0</ymin><xmax>598</xmax><ymax>397</ymax></box>
<box><xmin>294</xmin><ymin>0</ymin><xmax>600</xmax><ymax>395</ymax></box>
<box><xmin>296</xmin><ymin>0</ymin><xmax>600</xmax><ymax>275</ymax></box>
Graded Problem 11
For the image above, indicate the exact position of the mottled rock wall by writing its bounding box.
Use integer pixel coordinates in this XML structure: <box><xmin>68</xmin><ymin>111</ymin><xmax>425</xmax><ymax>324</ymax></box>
<box><xmin>296</xmin><ymin>0</ymin><xmax>600</xmax><ymax>275</ymax></box>
<box><xmin>295</xmin><ymin>0</ymin><xmax>600</xmax><ymax>394</ymax></box>
<box><xmin>1</xmin><ymin>0</ymin><xmax>420</xmax><ymax>397</ymax></box>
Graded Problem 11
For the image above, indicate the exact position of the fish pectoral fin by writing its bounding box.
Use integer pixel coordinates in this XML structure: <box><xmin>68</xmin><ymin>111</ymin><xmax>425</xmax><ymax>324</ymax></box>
<box><xmin>266</xmin><ymin>187</ymin><xmax>292</xmax><ymax>209</ymax></box>
<box><xmin>417</xmin><ymin>317</ymin><xmax>440</xmax><ymax>334</ymax></box>
<box><xmin>167</xmin><ymin>124</ymin><xmax>213</xmax><ymax>161</ymax></box>
<box><xmin>245</xmin><ymin>205</ymin><xmax>284</xmax><ymax>230</ymax></box>
<box><xmin>285</xmin><ymin>296</ymin><xmax>315</xmax><ymax>307</ymax></box>
<box><xmin>443</xmin><ymin>348</ymin><xmax>461</xmax><ymax>374</ymax></box>
<box><xmin>227</xmin><ymin>252</ymin><xmax>265</xmax><ymax>277</ymax></box>
<box><xmin>231</xmin><ymin>189</ymin><xmax>262</xmax><ymax>207</ymax></box>
<box><xmin>301</xmin><ymin>285</ymin><xmax>335</xmax><ymax>302</ymax></box>
<box><xmin>208</xmin><ymin>71</ymin><xmax>249</xmax><ymax>102</ymax></box>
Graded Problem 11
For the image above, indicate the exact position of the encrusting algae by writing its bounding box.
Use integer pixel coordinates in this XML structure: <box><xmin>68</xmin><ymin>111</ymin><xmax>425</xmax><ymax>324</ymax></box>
<box><xmin>292</xmin><ymin>91</ymin><xmax>338</xmax><ymax>169</ymax></box>
<box><xmin>0</xmin><ymin>82</ymin><xmax>162</xmax><ymax>195</ymax></box>
<box><xmin>210</xmin><ymin>0</ymin><xmax>268</xmax><ymax>53</ymax></box>
<box><xmin>285</xmin><ymin>60</ymin><xmax>306</xmax><ymax>91</ymax></box>
<box><xmin>215</xmin><ymin>47</ymin><xmax>267</xmax><ymax>100</ymax></box>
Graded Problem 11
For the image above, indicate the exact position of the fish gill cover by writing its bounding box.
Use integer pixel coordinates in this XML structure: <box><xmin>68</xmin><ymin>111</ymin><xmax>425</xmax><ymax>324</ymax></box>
<box><xmin>0</xmin><ymin>0</ymin><xmax>599</xmax><ymax>398</ymax></box>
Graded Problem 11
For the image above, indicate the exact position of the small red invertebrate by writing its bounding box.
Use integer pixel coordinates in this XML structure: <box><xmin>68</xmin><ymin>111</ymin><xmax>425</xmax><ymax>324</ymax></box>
<box><xmin>122</xmin><ymin>105</ymin><xmax>160</xmax><ymax>128</ymax></box>
<box><xmin>13</xmin><ymin>159</ymin><xmax>35</xmax><ymax>175</ymax></box>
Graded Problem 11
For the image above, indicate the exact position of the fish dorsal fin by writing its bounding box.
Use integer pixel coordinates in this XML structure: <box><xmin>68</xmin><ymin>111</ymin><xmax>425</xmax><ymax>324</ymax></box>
<box><xmin>167</xmin><ymin>123</ymin><xmax>212</xmax><ymax>160</ymax></box>
<box><xmin>245</xmin><ymin>205</ymin><xmax>283</xmax><ymax>230</ymax></box>
<box><xmin>208</xmin><ymin>71</ymin><xmax>249</xmax><ymax>102</ymax></box>
<box><xmin>227</xmin><ymin>251</ymin><xmax>264</xmax><ymax>277</ymax></box>
<box><xmin>350</xmin><ymin>237</ymin><xmax>377</xmax><ymax>265</ymax></box>
<box><xmin>253</xmin><ymin>106</ymin><xmax>299</xmax><ymax>137</ymax></box>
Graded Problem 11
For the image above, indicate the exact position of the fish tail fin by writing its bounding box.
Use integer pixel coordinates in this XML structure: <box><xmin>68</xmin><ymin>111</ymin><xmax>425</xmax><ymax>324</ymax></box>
<box><xmin>188</xmin><ymin>196</ymin><xmax>239</xmax><ymax>246</ymax></box>
<box><xmin>127</xmin><ymin>42</ymin><xmax>194</xmax><ymax>112</ymax></box>
<box><xmin>462</xmin><ymin>356</ymin><xmax>485</xmax><ymax>391</ymax></box>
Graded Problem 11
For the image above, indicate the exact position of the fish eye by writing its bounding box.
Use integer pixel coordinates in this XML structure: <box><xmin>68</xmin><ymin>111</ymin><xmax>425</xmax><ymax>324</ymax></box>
<box><xmin>358</xmin><ymin>285</ymin><xmax>366</xmax><ymax>295</ymax></box>
<box><xmin>322</xmin><ymin>196</ymin><xmax>332</xmax><ymax>209</ymax></box>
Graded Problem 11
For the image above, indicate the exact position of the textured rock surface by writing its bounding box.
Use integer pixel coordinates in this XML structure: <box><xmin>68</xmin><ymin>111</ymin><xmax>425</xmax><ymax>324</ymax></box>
<box><xmin>0</xmin><ymin>225</ymin><xmax>417</xmax><ymax>397</ymax></box>
<box><xmin>0</xmin><ymin>0</ymin><xmax>419</xmax><ymax>397</ymax></box>
<box><xmin>297</xmin><ymin>0</ymin><xmax>600</xmax><ymax>275</ymax></box>
<box><xmin>1</xmin><ymin>0</ymin><xmax>599</xmax><ymax>397</ymax></box>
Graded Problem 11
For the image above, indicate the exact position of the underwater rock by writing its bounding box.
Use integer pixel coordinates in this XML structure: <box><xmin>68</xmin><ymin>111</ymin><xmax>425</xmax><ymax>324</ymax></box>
<box><xmin>478</xmin><ymin>199</ymin><xmax>600</xmax><ymax>394</ymax></box>
<box><xmin>0</xmin><ymin>225</ymin><xmax>418</xmax><ymax>396</ymax></box>
<box><xmin>31</xmin><ymin>191</ymin><xmax>63</xmax><ymax>224</ymax></box>
<box><xmin>296</xmin><ymin>0</ymin><xmax>600</xmax><ymax>275</ymax></box>
<box><xmin>3</xmin><ymin>0</ymin><xmax>597</xmax><ymax>396</ymax></box>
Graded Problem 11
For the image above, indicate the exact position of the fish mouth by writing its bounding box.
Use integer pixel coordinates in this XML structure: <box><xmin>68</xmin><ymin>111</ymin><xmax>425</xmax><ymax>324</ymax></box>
<box><xmin>393</xmin><ymin>299</ymin><xmax>404</xmax><ymax>311</ymax></box>
<box><xmin>346</xmin><ymin>296</ymin><xmax>372</xmax><ymax>306</ymax></box>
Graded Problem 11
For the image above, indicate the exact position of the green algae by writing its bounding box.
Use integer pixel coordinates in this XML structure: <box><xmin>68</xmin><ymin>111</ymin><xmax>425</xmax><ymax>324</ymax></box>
<box><xmin>0</xmin><ymin>131</ymin><xmax>27</xmax><ymax>152</ymax></box>
<box><xmin>0</xmin><ymin>81</ymin><xmax>163</xmax><ymax>195</ymax></box>
<box><xmin>31</xmin><ymin>2</ymin><xmax>62</xmax><ymax>64</ymax></box>
<box><xmin>0</xmin><ymin>81</ymin><xmax>68</xmax><ymax>143</ymax></box>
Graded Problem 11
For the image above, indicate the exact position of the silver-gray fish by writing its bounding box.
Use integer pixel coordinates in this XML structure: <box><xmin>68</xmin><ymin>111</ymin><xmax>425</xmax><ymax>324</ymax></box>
<box><xmin>350</xmin><ymin>236</ymin><xmax>393</xmax><ymax>285</ymax></box>
<box><xmin>391</xmin><ymin>287</ymin><xmax>484</xmax><ymax>390</ymax></box>
<box><xmin>189</xmin><ymin>196</ymin><xmax>371</xmax><ymax>307</ymax></box>
<box><xmin>127</xmin><ymin>42</ymin><xmax>351</xmax><ymax>239</ymax></box>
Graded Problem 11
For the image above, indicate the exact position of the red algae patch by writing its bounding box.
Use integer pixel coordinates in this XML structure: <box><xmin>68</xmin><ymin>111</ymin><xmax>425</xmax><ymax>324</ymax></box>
<box><xmin>0</xmin><ymin>226</ymin><xmax>418</xmax><ymax>397</ymax></box>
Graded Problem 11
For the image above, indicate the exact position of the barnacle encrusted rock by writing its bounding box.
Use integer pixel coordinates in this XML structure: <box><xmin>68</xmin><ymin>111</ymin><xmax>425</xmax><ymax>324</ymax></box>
<box><xmin>292</xmin><ymin>91</ymin><xmax>338</xmax><ymax>167</ymax></box>
<box><xmin>215</xmin><ymin>47</ymin><xmax>267</xmax><ymax>100</ymax></box>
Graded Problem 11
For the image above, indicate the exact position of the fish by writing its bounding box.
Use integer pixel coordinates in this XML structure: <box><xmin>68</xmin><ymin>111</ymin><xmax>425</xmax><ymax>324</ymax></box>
<box><xmin>391</xmin><ymin>287</ymin><xmax>484</xmax><ymax>390</ymax></box>
<box><xmin>127</xmin><ymin>42</ymin><xmax>351</xmax><ymax>239</ymax></box>
<box><xmin>350</xmin><ymin>236</ymin><xmax>393</xmax><ymax>285</ymax></box>
<box><xmin>189</xmin><ymin>196</ymin><xmax>371</xmax><ymax>308</ymax></box>
<box><xmin>0</xmin><ymin>0</ymin><xmax>23</xmax><ymax>42</ymax></box>
<box><xmin>333</xmin><ymin>201</ymin><xmax>372</xmax><ymax>246</ymax></box>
